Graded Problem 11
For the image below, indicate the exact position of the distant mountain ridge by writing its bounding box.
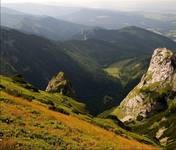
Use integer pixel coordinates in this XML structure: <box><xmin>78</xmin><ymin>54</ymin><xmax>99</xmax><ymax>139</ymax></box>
<box><xmin>67</xmin><ymin>26</ymin><xmax>176</xmax><ymax>66</ymax></box>
<box><xmin>1</xmin><ymin>7</ymin><xmax>93</xmax><ymax>41</ymax></box>
<box><xmin>3</xmin><ymin>4</ymin><xmax>176</xmax><ymax>40</ymax></box>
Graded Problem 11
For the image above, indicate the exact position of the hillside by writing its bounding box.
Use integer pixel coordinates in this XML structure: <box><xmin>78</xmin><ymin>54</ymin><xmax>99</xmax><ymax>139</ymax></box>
<box><xmin>1</xmin><ymin>26</ymin><xmax>176</xmax><ymax>115</ymax></box>
<box><xmin>0</xmin><ymin>27</ymin><xmax>123</xmax><ymax>115</ymax></box>
<box><xmin>109</xmin><ymin>48</ymin><xmax>176</xmax><ymax>149</ymax></box>
<box><xmin>104</xmin><ymin>56</ymin><xmax>150</xmax><ymax>89</ymax></box>
<box><xmin>0</xmin><ymin>75</ymin><xmax>160</xmax><ymax>149</ymax></box>
<box><xmin>65</xmin><ymin>27</ymin><xmax>176</xmax><ymax>91</ymax></box>
<box><xmin>68</xmin><ymin>26</ymin><xmax>176</xmax><ymax>66</ymax></box>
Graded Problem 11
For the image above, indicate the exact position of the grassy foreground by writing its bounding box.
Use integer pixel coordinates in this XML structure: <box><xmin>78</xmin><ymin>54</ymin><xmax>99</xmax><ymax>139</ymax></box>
<box><xmin>0</xmin><ymin>75</ymin><xmax>160</xmax><ymax>149</ymax></box>
<box><xmin>0</xmin><ymin>91</ymin><xmax>159</xmax><ymax>150</ymax></box>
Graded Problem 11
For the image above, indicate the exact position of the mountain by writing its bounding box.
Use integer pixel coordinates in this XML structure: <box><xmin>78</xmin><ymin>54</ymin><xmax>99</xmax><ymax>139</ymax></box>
<box><xmin>60</xmin><ymin>9</ymin><xmax>176</xmax><ymax>41</ymax></box>
<box><xmin>3</xmin><ymin>4</ymin><xmax>176</xmax><ymax>40</ymax></box>
<box><xmin>1</xmin><ymin>26</ymin><xmax>176</xmax><ymax>114</ymax></box>
<box><xmin>67</xmin><ymin>27</ymin><xmax>176</xmax><ymax>90</ymax></box>
<box><xmin>0</xmin><ymin>27</ymin><xmax>123</xmax><ymax>115</ymax></box>
<box><xmin>67</xmin><ymin>26</ymin><xmax>176</xmax><ymax>66</ymax></box>
<box><xmin>0</xmin><ymin>75</ymin><xmax>159</xmax><ymax>149</ymax></box>
<box><xmin>1</xmin><ymin>7</ymin><xmax>92</xmax><ymax>41</ymax></box>
<box><xmin>108</xmin><ymin>48</ymin><xmax>176</xmax><ymax>149</ymax></box>
<box><xmin>112</xmin><ymin>48</ymin><xmax>176</xmax><ymax>121</ymax></box>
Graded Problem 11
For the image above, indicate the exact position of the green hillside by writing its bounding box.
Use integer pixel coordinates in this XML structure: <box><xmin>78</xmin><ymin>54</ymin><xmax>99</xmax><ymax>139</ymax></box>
<box><xmin>0</xmin><ymin>75</ymin><xmax>87</xmax><ymax>115</ymax></box>
<box><xmin>130</xmin><ymin>102</ymin><xmax>176</xmax><ymax>150</ymax></box>
<box><xmin>104</xmin><ymin>57</ymin><xmax>150</xmax><ymax>92</ymax></box>
<box><xmin>107</xmin><ymin>48</ymin><xmax>176</xmax><ymax>149</ymax></box>
<box><xmin>65</xmin><ymin>27</ymin><xmax>176</xmax><ymax>94</ymax></box>
<box><xmin>0</xmin><ymin>27</ymin><xmax>123</xmax><ymax>115</ymax></box>
<box><xmin>0</xmin><ymin>75</ymin><xmax>159</xmax><ymax>149</ymax></box>
<box><xmin>68</xmin><ymin>26</ymin><xmax>176</xmax><ymax>66</ymax></box>
<box><xmin>1</xmin><ymin>26</ymin><xmax>176</xmax><ymax>115</ymax></box>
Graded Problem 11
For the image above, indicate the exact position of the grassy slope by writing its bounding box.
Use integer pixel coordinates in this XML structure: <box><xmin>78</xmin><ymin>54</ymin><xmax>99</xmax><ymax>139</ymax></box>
<box><xmin>104</xmin><ymin>57</ymin><xmax>149</xmax><ymax>86</ymax></box>
<box><xmin>128</xmin><ymin>99</ymin><xmax>176</xmax><ymax>150</ymax></box>
<box><xmin>0</xmin><ymin>75</ymin><xmax>160</xmax><ymax>149</ymax></box>
<box><xmin>1</xmin><ymin>27</ymin><xmax>123</xmax><ymax>115</ymax></box>
<box><xmin>0</xmin><ymin>75</ymin><xmax>87</xmax><ymax>116</ymax></box>
<box><xmin>0</xmin><ymin>92</ymin><xmax>159</xmax><ymax>150</ymax></box>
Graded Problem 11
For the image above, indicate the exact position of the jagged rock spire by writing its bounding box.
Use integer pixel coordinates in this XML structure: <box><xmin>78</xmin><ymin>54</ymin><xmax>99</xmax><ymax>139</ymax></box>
<box><xmin>46</xmin><ymin>72</ymin><xmax>75</xmax><ymax>97</ymax></box>
<box><xmin>113</xmin><ymin>48</ymin><xmax>176</xmax><ymax>122</ymax></box>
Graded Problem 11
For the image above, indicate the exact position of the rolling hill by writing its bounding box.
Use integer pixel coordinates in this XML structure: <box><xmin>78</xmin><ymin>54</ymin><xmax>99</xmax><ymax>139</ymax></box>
<box><xmin>68</xmin><ymin>26</ymin><xmax>176</xmax><ymax>66</ymax></box>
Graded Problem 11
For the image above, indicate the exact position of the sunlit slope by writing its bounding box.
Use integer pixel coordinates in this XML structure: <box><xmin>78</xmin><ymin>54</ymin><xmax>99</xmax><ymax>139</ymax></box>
<box><xmin>0</xmin><ymin>90</ymin><xmax>159</xmax><ymax>150</ymax></box>
<box><xmin>104</xmin><ymin>57</ymin><xmax>149</xmax><ymax>86</ymax></box>
<box><xmin>0</xmin><ymin>75</ymin><xmax>87</xmax><ymax>116</ymax></box>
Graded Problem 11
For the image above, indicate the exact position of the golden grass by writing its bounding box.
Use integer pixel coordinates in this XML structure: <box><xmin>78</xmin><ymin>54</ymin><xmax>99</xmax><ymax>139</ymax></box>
<box><xmin>0</xmin><ymin>139</ymin><xmax>16</xmax><ymax>150</ymax></box>
<box><xmin>0</xmin><ymin>92</ymin><xmax>159</xmax><ymax>150</ymax></box>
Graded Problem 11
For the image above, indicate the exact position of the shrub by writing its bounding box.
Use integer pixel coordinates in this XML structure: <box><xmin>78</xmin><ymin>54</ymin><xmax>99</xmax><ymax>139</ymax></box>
<box><xmin>0</xmin><ymin>84</ymin><xmax>5</xmax><ymax>90</ymax></box>
<box><xmin>4</xmin><ymin>88</ymin><xmax>34</xmax><ymax>101</ymax></box>
<box><xmin>22</xmin><ymin>84</ymin><xmax>39</xmax><ymax>92</ymax></box>
<box><xmin>48</xmin><ymin>105</ymin><xmax>56</xmax><ymax>111</ymax></box>
<box><xmin>5</xmin><ymin>88</ymin><xmax>21</xmax><ymax>97</ymax></box>
<box><xmin>37</xmin><ymin>99</ymin><xmax>54</xmax><ymax>106</ymax></box>
<box><xmin>12</xmin><ymin>74</ymin><xmax>27</xmax><ymax>84</ymax></box>
<box><xmin>55</xmin><ymin>107</ymin><xmax>70</xmax><ymax>115</ymax></box>
<box><xmin>168</xmin><ymin>100</ymin><xmax>176</xmax><ymax>113</ymax></box>
<box><xmin>20</xmin><ymin>94</ymin><xmax>34</xmax><ymax>102</ymax></box>
<box><xmin>72</xmin><ymin>108</ymin><xmax>80</xmax><ymax>114</ymax></box>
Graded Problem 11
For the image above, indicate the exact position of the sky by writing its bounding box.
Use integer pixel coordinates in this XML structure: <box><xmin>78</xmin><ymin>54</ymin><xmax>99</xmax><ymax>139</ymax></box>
<box><xmin>2</xmin><ymin>0</ymin><xmax>176</xmax><ymax>11</ymax></box>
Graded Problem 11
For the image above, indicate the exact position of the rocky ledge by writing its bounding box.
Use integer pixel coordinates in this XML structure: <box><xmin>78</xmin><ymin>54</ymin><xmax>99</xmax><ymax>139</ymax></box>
<box><xmin>46</xmin><ymin>72</ymin><xmax>75</xmax><ymax>97</ymax></box>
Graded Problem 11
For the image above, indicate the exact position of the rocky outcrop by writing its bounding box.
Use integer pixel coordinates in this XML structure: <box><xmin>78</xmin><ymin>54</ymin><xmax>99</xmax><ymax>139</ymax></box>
<box><xmin>114</xmin><ymin>48</ymin><xmax>176</xmax><ymax>121</ymax></box>
<box><xmin>46</xmin><ymin>72</ymin><xmax>75</xmax><ymax>97</ymax></box>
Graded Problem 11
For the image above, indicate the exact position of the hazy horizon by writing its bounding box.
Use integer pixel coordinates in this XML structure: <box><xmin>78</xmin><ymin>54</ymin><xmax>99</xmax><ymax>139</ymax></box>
<box><xmin>2</xmin><ymin>0</ymin><xmax>176</xmax><ymax>12</ymax></box>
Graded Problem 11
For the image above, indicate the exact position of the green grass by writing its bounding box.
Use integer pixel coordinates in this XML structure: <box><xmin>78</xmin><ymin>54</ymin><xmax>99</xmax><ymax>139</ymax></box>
<box><xmin>128</xmin><ymin>98</ymin><xmax>176</xmax><ymax>149</ymax></box>
<box><xmin>0</xmin><ymin>75</ymin><xmax>87</xmax><ymax>116</ymax></box>
<box><xmin>104</xmin><ymin>57</ymin><xmax>149</xmax><ymax>87</ymax></box>
<box><xmin>0</xmin><ymin>75</ymin><xmax>160</xmax><ymax>149</ymax></box>
<box><xmin>0</xmin><ymin>91</ymin><xmax>159</xmax><ymax>150</ymax></box>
